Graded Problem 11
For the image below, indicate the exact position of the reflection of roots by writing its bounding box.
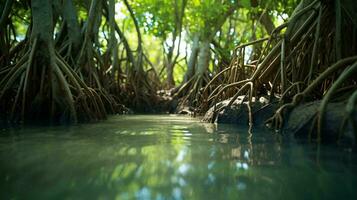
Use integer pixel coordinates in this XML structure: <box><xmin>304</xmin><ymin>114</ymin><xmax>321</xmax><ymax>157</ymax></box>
<box><xmin>0</xmin><ymin>38</ymin><xmax>107</xmax><ymax>123</ymax></box>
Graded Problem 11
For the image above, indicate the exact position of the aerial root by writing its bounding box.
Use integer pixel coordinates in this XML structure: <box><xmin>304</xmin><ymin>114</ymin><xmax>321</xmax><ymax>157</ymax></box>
<box><xmin>317</xmin><ymin>60</ymin><xmax>357</xmax><ymax>141</ymax></box>
<box><xmin>0</xmin><ymin>38</ymin><xmax>110</xmax><ymax>123</ymax></box>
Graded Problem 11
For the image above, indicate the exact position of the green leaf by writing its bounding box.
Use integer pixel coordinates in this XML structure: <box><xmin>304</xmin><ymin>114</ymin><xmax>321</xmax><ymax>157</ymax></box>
<box><xmin>241</xmin><ymin>0</ymin><xmax>251</xmax><ymax>8</ymax></box>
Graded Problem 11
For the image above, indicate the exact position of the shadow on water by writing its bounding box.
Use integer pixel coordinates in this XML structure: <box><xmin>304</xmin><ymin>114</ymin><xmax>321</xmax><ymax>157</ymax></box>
<box><xmin>0</xmin><ymin>115</ymin><xmax>356</xmax><ymax>199</ymax></box>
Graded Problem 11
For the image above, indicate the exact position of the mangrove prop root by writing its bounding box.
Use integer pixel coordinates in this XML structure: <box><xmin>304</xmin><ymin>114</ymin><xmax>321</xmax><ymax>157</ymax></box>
<box><xmin>317</xmin><ymin>60</ymin><xmax>357</xmax><ymax>141</ymax></box>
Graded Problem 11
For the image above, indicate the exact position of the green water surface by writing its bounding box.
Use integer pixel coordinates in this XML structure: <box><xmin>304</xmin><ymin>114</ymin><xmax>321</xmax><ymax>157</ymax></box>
<box><xmin>0</xmin><ymin>115</ymin><xmax>356</xmax><ymax>199</ymax></box>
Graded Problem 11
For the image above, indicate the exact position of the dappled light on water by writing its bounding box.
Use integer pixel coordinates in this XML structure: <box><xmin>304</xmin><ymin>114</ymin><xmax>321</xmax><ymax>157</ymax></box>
<box><xmin>0</xmin><ymin>115</ymin><xmax>357</xmax><ymax>199</ymax></box>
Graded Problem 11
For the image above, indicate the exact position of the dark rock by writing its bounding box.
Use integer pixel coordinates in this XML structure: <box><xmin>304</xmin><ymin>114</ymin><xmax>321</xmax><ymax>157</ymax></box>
<box><xmin>252</xmin><ymin>102</ymin><xmax>279</xmax><ymax>126</ymax></box>
<box><xmin>177</xmin><ymin>106</ymin><xmax>194</xmax><ymax>115</ymax></box>
<box><xmin>203</xmin><ymin>96</ymin><xmax>274</xmax><ymax>127</ymax></box>
<box><xmin>284</xmin><ymin>101</ymin><xmax>356</xmax><ymax>143</ymax></box>
<box><xmin>203</xmin><ymin>96</ymin><xmax>356</xmax><ymax>144</ymax></box>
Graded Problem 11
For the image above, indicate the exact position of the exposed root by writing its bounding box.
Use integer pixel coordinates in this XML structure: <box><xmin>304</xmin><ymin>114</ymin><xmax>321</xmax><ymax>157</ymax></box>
<box><xmin>317</xmin><ymin>60</ymin><xmax>357</xmax><ymax>141</ymax></box>
<box><xmin>0</xmin><ymin>37</ymin><xmax>108</xmax><ymax>123</ymax></box>
<box><xmin>195</xmin><ymin>1</ymin><xmax>357</xmax><ymax>142</ymax></box>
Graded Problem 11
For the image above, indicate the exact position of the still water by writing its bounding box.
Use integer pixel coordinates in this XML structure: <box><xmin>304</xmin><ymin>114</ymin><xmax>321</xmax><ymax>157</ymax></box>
<box><xmin>0</xmin><ymin>115</ymin><xmax>356</xmax><ymax>199</ymax></box>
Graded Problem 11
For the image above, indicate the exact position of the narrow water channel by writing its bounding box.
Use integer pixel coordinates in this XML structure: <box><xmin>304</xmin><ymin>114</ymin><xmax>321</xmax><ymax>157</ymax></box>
<box><xmin>0</xmin><ymin>115</ymin><xmax>356</xmax><ymax>199</ymax></box>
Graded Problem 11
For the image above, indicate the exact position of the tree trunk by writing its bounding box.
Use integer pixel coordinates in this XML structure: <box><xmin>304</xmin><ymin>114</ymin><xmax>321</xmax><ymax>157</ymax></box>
<box><xmin>123</xmin><ymin>0</ymin><xmax>143</xmax><ymax>73</ymax></box>
<box><xmin>62</xmin><ymin>0</ymin><xmax>81</xmax><ymax>51</ymax></box>
<box><xmin>0</xmin><ymin>0</ymin><xmax>12</xmax><ymax>70</ymax></box>
<box><xmin>196</xmin><ymin>39</ymin><xmax>211</xmax><ymax>76</ymax></box>
<box><xmin>259</xmin><ymin>11</ymin><xmax>275</xmax><ymax>35</ymax></box>
<box><xmin>108</xmin><ymin>0</ymin><xmax>118</xmax><ymax>75</ymax></box>
<box><xmin>165</xmin><ymin>0</ymin><xmax>187</xmax><ymax>88</ymax></box>
<box><xmin>165</xmin><ymin>31</ymin><xmax>177</xmax><ymax>88</ymax></box>
<box><xmin>31</xmin><ymin>0</ymin><xmax>54</xmax><ymax>43</ymax></box>
<box><xmin>0</xmin><ymin>0</ymin><xmax>13</xmax><ymax>32</ymax></box>
<box><xmin>166</xmin><ymin>59</ymin><xmax>175</xmax><ymax>87</ymax></box>
<box><xmin>30</xmin><ymin>0</ymin><xmax>78</xmax><ymax>122</ymax></box>
<box><xmin>183</xmin><ymin>34</ymin><xmax>199</xmax><ymax>82</ymax></box>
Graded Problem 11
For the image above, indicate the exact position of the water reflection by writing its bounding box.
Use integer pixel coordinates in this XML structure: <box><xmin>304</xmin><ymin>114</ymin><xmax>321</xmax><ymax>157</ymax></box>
<box><xmin>0</xmin><ymin>115</ymin><xmax>356</xmax><ymax>199</ymax></box>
